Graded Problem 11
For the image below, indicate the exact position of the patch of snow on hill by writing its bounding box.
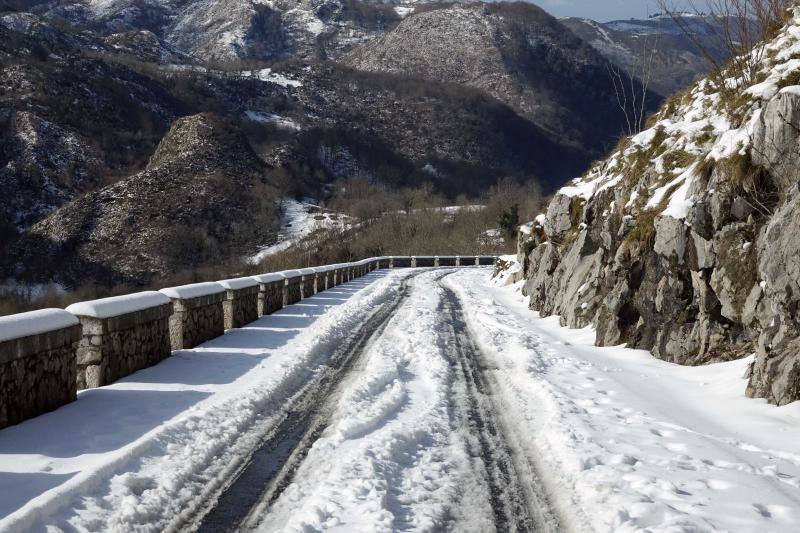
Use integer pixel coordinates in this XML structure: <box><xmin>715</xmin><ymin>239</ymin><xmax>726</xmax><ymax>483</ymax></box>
<box><xmin>244</xmin><ymin>111</ymin><xmax>300</xmax><ymax>130</ymax></box>
<box><xmin>248</xmin><ymin>200</ymin><xmax>352</xmax><ymax>264</ymax></box>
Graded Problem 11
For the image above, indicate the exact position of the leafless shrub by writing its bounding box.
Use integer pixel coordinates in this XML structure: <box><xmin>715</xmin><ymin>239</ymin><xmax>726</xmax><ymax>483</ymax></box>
<box><xmin>657</xmin><ymin>0</ymin><xmax>794</xmax><ymax>95</ymax></box>
<box><xmin>607</xmin><ymin>33</ymin><xmax>660</xmax><ymax>136</ymax></box>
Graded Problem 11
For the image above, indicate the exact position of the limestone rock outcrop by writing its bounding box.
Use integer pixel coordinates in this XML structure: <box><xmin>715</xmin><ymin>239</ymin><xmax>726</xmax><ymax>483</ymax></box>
<box><xmin>519</xmin><ymin>10</ymin><xmax>800</xmax><ymax>405</ymax></box>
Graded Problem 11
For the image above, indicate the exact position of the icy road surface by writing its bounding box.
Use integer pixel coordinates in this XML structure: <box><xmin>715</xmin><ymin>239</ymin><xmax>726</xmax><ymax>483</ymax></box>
<box><xmin>2</xmin><ymin>268</ymin><xmax>800</xmax><ymax>532</ymax></box>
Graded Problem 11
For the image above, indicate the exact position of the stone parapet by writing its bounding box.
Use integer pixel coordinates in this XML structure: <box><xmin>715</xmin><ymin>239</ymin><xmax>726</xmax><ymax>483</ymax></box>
<box><xmin>252</xmin><ymin>273</ymin><xmax>285</xmax><ymax>316</ymax></box>
<box><xmin>219</xmin><ymin>277</ymin><xmax>259</xmax><ymax>329</ymax></box>
<box><xmin>299</xmin><ymin>268</ymin><xmax>318</xmax><ymax>298</ymax></box>
<box><xmin>0</xmin><ymin>309</ymin><xmax>80</xmax><ymax>429</ymax></box>
<box><xmin>282</xmin><ymin>270</ymin><xmax>302</xmax><ymax>305</ymax></box>
<box><xmin>66</xmin><ymin>292</ymin><xmax>172</xmax><ymax>389</ymax></box>
<box><xmin>159</xmin><ymin>283</ymin><xmax>225</xmax><ymax>350</ymax></box>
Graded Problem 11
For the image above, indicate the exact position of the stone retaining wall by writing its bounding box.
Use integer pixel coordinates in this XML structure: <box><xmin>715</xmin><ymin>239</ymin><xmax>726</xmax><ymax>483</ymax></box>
<box><xmin>0</xmin><ymin>311</ymin><xmax>80</xmax><ymax>429</ymax></box>
<box><xmin>70</xmin><ymin>301</ymin><xmax>172</xmax><ymax>389</ymax></box>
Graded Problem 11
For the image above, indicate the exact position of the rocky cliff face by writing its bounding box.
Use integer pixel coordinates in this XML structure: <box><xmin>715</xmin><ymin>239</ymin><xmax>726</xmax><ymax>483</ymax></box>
<box><xmin>345</xmin><ymin>3</ymin><xmax>658</xmax><ymax>157</ymax></box>
<box><xmin>519</xmin><ymin>9</ymin><xmax>800</xmax><ymax>405</ymax></box>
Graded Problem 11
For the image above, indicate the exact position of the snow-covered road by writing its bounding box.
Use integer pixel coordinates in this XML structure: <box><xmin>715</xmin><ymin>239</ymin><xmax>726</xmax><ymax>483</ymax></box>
<box><xmin>2</xmin><ymin>268</ymin><xmax>800</xmax><ymax>532</ymax></box>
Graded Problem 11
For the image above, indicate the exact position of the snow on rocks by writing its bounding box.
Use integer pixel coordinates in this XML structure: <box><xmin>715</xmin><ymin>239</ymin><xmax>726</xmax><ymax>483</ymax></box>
<box><xmin>0</xmin><ymin>309</ymin><xmax>78</xmax><ymax>343</ymax></box>
<box><xmin>246</xmin><ymin>68</ymin><xmax>302</xmax><ymax>88</ymax></box>
<box><xmin>543</xmin><ymin>7</ymin><xmax>800</xmax><ymax>229</ymax></box>
<box><xmin>64</xmin><ymin>292</ymin><xmax>170</xmax><ymax>319</ymax></box>
<box><xmin>448</xmin><ymin>269</ymin><xmax>800</xmax><ymax>533</ymax></box>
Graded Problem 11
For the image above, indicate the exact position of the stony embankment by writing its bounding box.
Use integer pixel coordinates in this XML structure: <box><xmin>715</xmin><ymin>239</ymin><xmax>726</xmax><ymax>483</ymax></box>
<box><xmin>519</xmin><ymin>9</ymin><xmax>800</xmax><ymax>405</ymax></box>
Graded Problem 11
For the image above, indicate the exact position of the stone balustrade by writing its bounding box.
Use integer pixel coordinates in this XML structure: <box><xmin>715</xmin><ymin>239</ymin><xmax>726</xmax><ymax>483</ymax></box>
<box><xmin>282</xmin><ymin>270</ymin><xmax>302</xmax><ymax>305</ymax></box>
<box><xmin>252</xmin><ymin>273</ymin><xmax>285</xmax><ymax>317</ymax></box>
<box><xmin>219</xmin><ymin>277</ymin><xmax>259</xmax><ymax>329</ymax></box>
<box><xmin>160</xmin><ymin>282</ymin><xmax>226</xmax><ymax>350</ymax></box>
<box><xmin>299</xmin><ymin>268</ymin><xmax>318</xmax><ymax>298</ymax></box>
<box><xmin>66</xmin><ymin>292</ymin><xmax>172</xmax><ymax>389</ymax></box>
<box><xmin>0</xmin><ymin>309</ymin><xmax>80</xmax><ymax>429</ymax></box>
<box><xmin>0</xmin><ymin>255</ymin><xmax>497</xmax><ymax>429</ymax></box>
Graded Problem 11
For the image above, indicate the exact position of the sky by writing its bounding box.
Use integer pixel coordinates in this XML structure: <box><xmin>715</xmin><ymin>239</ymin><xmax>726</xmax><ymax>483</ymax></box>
<box><xmin>530</xmin><ymin>0</ymin><xmax>705</xmax><ymax>22</ymax></box>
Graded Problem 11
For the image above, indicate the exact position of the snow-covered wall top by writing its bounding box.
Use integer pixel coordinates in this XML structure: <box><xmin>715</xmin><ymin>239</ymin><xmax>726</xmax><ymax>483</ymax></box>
<box><xmin>251</xmin><ymin>273</ymin><xmax>286</xmax><ymax>283</ymax></box>
<box><xmin>65</xmin><ymin>292</ymin><xmax>170</xmax><ymax>319</ymax></box>
<box><xmin>0</xmin><ymin>309</ymin><xmax>79</xmax><ymax>343</ymax></box>
<box><xmin>0</xmin><ymin>256</ymin><xmax>497</xmax><ymax>344</ymax></box>
<box><xmin>218</xmin><ymin>277</ymin><xmax>258</xmax><ymax>290</ymax></box>
<box><xmin>159</xmin><ymin>282</ymin><xmax>225</xmax><ymax>300</ymax></box>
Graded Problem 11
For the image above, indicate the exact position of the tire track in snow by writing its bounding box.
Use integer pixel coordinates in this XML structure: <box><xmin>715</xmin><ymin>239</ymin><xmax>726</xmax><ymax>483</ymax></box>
<box><xmin>438</xmin><ymin>274</ymin><xmax>560</xmax><ymax>533</ymax></box>
<box><xmin>194</xmin><ymin>271</ymin><xmax>423</xmax><ymax>532</ymax></box>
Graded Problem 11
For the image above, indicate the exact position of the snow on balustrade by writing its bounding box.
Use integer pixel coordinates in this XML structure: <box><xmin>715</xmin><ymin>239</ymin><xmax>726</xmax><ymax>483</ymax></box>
<box><xmin>218</xmin><ymin>277</ymin><xmax>259</xmax><ymax>330</ymax></box>
<box><xmin>160</xmin><ymin>284</ymin><xmax>225</xmax><ymax>351</ymax></box>
<box><xmin>0</xmin><ymin>309</ymin><xmax>78</xmax><ymax>343</ymax></box>
<box><xmin>66</xmin><ymin>292</ymin><xmax>173</xmax><ymax>389</ymax></box>
<box><xmin>0</xmin><ymin>309</ymin><xmax>80</xmax><ymax>429</ymax></box>
<box><xmin>0</xmin><ymin>257</ymin><xmax>497</xmax><ymax>433</ymax></box>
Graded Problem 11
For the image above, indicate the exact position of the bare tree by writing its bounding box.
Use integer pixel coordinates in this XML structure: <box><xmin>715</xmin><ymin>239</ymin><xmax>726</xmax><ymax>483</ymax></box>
<box><xmin>607</xmin><ymin>32</ymin><xmax>660</xmax><ymax>136</ymax></box>
<box><xmin>657</xmin><ymin>0</ymin><xmax>793</xmax><ymax>95</ymax></box>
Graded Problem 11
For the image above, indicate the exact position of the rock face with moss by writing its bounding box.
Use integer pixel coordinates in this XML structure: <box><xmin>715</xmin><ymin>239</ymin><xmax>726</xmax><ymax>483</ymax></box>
<box><xmin>519</xmin><ymin>9</ymin><xmax>800</xmax><ymax>405</ymax></box>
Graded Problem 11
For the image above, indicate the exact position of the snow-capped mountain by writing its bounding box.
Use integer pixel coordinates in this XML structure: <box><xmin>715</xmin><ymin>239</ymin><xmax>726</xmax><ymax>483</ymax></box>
<box><xmin>519</xmin><ymin>7</ymin><xmax>800</xmax><ymax>405</ymax></box>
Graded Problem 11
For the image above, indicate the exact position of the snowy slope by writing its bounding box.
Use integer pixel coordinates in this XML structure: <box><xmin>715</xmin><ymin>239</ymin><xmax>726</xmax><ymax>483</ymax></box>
<box><xmin>448</xmin><ymin>269</ymin><xmax>800</xmax><ymax>532</ymax></box>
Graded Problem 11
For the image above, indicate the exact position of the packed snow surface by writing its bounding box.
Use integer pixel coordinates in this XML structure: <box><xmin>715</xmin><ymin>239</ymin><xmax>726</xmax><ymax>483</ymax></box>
<box><xmin>2</xmin><ymin>270</ymin><xmax>800</xmax><ymax>531</ymax></box>
<box><xmin>449</xmin><ymin>270</ymin><xmax>800</xmax><ymax>532</ymax></box>
<box><xmin>0</xmin><ymin>309</ymin><xmax>78</xmax><ymax>343</ymax></box>
<box><xmin>64</xmin><ymin>292</ymin><xmax>170</xmax><ymax>319</ymax></box>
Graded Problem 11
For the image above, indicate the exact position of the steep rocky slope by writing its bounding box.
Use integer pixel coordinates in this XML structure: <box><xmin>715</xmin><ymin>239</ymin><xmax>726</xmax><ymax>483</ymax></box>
<box><xmin>562</xmin><ymin>14</ymin><xmax>727</xmax><ymax>97</ymax></box>
<box><xmin>345</xmin><ymin>2</ymin><xmax>658</xmax><ymax>157</ymax></box>
<box><xmin>12</xmin><ymin>113</ymin><xmax>280</xmax><ymax>287</ymax></box>
<box><xmin>518</xmin><ymin>8</ymin><xmax>800</xmax><ymax>405</ymax></box>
